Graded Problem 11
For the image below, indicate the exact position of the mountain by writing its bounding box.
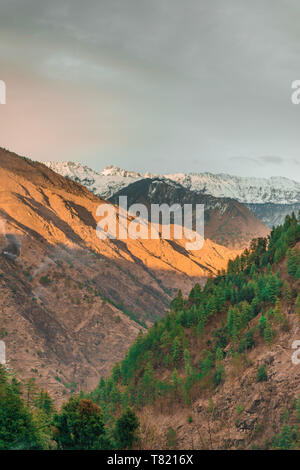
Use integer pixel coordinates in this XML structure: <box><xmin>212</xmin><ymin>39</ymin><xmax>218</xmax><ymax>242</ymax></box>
<box><xmin>0</xmin><ymin>148</ymin><xmax>238</xmax><ymax>402</ymax></box>
<box><xmin>166</xmin><ymin>173</ymin><xmax>300</xmax><ymax>228</ymax></box>
<box><xmin>164</xmin><ymin>172</ymin><xmax>300</xmax><ymax>204</ymax></box>
<box><xmin>43</xmin><ymin>162</ymin><xmax>300</xmax><ymax>205</ymax></box>
<box><xmin>91</xmin><ymin>214</ymin><xmax>300</xmax><ymax>450</ymax></box>
<box><xmin>43</xmin><ymin>161</ymin><xmax>144</xmax><ymax>200</ymax></box>
<box><xmin>43</xmin><ymin>162</ymin><xmax>300</xmax><ymax>228</ymax></box>
<box><xmin>109</xmin><ymin>178</ymin><xmax>269</xmax><ymax>249</ymax></box>
<box><xmin>245</xmin><ymin>202</ymin><xmax>300</xmax><ymax>229</ymax></box>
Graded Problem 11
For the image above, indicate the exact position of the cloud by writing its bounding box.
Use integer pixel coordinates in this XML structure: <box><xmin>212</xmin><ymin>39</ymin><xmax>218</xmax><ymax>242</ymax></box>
<box><xmin>258</xmin><ymin>156</ymin><xmax>284</xmax><ymax>165</ymax></box>
<box><xmin>0</xmin><ymin>0</ymin><xmax>300</xmax><ymax>181</ymax></box>
<box><xmin>230</xmin><ymin>156</ymin><xmax>263</xmax><ymax>166</ymax></box>
<box><xmin>291</xmin><ymin>157</ymin><xmax>300</xmax><ymax>166</ymax></box>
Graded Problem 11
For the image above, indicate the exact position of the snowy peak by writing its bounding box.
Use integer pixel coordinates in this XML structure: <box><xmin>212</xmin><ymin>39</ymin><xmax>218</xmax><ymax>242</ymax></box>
<box><xmin>42</xmin><ymin>161</ymin><xmax>300</xmax><ymax>205</ymax></box>
<box><xmin>43</xmin><ymin>161</ymin><xmax>143</xmax><ymax>200</ymax></box>
<box><xmin>164</xmin><ymin>172</ymin><xmax>300</xmax><ymax>204</ymax></box>
<box><xmin>101</xmin><ymin>165</ymin><xmax>142</xmax><ymax>178</ymax></box>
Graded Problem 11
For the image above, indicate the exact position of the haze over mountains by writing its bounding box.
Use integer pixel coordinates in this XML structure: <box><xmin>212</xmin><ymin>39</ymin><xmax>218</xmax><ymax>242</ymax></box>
<box><xmin>44</xmin><ymin>161</ymin><xmax>300</xmax><ymax>228</ymax></box>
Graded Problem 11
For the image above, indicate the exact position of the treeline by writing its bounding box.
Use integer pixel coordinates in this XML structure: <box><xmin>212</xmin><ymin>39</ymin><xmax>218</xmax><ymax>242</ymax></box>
<box><xmin>0</xmin><ymin>366</ymin><xmax>139</xmax><ymax>450</ymax></box>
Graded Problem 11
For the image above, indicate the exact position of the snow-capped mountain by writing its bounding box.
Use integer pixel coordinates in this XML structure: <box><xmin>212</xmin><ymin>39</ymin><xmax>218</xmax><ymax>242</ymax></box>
<box><xmin>163</xmin><ymin>172</ymin><xmax>300</xmax><ymax>227</ymax></box>
<box><xmin>44</xmin><ymin>161</ymin><xmax>300</xmax><ymax>205</ymax></box>
<box><xmin>164</xmin><ymin>173</ymin><xmax>300</xmax><ymax>205</ymax></box>
<box><xmin>43</xmin><ymin>161</ymin><xmax>144</xmax><ymax>200</ymax></box>
<box><xmin>43</xmin><ymin>161</ymin><xmax>300</xmax><ymax>228</ymax></box>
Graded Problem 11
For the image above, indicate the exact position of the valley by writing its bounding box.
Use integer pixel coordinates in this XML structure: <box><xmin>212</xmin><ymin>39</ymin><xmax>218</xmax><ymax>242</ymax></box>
<box><xmin>0</xmin><ymin>147</ymin><xmax>239</xmax><ymax>402</ymax></box>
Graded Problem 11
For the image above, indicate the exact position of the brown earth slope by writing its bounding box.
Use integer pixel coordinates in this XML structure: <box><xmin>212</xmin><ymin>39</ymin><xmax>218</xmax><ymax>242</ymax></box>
<box><xmin>136</xmin><ymin>253</ymin><xmax>300</xmax><ymax>450</ymax></box>
<box><xmin>110</xmin><ymin>178</ymin><xmax>270</xmax><ymax>249</ymax></box>
<box><xmin>0</xmin><ymin>147</ymin><xmax>239</xmax><ymax>402</ymax></box>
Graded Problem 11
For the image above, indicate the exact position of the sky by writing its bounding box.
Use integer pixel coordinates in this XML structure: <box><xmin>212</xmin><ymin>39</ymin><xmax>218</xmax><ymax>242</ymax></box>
<box><xmin>1</xmin><ymin>0</ymin><xmax>300</xmax><ymax>180</ymax></box>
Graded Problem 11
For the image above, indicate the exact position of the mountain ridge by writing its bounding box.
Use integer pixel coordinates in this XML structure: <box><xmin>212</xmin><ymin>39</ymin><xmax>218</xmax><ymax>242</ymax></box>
<box><xmin>109</xmin><ymin>177</ymin><xmax>269</xmax><ymax>250</ymax></box>
<box><xmin>43</xmin><ymin>161</ymin><xmax>300</xmax><ymax>228</ymax></box>
<box><xmin>43</xmin><ymin>161</ymin><xmax>300</xmax><ymax>204</ymax></box>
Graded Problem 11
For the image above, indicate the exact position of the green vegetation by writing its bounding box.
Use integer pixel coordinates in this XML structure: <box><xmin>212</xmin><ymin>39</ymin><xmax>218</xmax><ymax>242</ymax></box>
<box><xmin>256</xmin><ymin>365</ymin><xmax>268</xmax><ymax>383</ymax></box>
<box><xmin>89</xmin><ymin>213</ymin><xmax>300</xmax><ymax>449</ymax></box>
<box><xmin>39</xmin><ymin>275</ymin><xmax>51</xmax><ymax>286</ymax></box>
<box><xmin>53</xmin><ymin>396</ymin><xmax>107</xmax><ymax>449</ymax></box>
<box><xmin>271</xmin><ymin>425</ymin><xmax>299</xmax><ymax>450</ymax></box>
<box><xmin>114</xmin><ymin>407</ymin><xmax>139</xmax><ymax>449</ymax></box>
<box><xmin>92</xmin><ymin>214</ymin><xmax>299</xmax><ymax>414</ymax></box>
<box><xmin>1</xmin><ymin>213</ymin><xmax>300</xmax><ymax>449</ymax></box>
<box><xmin>166</xmin><ymin>427</ymin><xmax>177</xmax><ymax>449</ymax></box>
<box><xmin>0</xmin><ymin>365</ymin><xmax>139</xmax><ymax>450</ymax></box>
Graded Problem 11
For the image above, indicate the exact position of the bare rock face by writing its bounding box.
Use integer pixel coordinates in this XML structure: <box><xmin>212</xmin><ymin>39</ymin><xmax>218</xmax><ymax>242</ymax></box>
<box><xmin>0</xmin><ymin>148</ymin><xmax>239</xmax><ymax>403</ymax></box>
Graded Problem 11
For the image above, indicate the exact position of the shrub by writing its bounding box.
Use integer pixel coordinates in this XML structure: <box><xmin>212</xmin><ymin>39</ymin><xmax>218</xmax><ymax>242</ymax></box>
<box><xmin>39</xmin><ymin>276</ymin><xmax>51</xmax><ymax>286</ymax></box>
<box><xmin>257</xmin><ymin>365</ymin><xmax>268</xmax><ymax>382</ymax></box>
<box><xmin>271</xmin><ymin>425</ymin><xmax>299</xmax><ymax>450</ymax></box>
<box><xmin>166</xmin><ymin>427</ymin><xmax>177</xmax><ymax>449</ymax></box>
<box><xmin>114</xmin><ymin>408</ymin><xmax>139</xmax><ymax>449</ymax></box>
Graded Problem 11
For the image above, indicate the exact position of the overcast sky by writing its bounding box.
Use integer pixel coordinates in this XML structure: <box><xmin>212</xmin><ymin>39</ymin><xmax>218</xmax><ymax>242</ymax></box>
<box><xmin>1</xmin><ymin>0</ymin><xmax>300</xmax><ymax>180</ymax></box>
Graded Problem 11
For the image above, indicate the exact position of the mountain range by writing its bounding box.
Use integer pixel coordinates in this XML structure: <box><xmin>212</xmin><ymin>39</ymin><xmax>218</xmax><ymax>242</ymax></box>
<box><xmin>43</xmin><ymin>162</ymin><xmax>300</xmax><ymax>228</ymax></box>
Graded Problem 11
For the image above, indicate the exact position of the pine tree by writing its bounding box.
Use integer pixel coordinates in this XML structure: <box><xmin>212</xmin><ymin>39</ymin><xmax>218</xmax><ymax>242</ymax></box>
<box><xmin>171</xmin><ymin>336</ymin><xmax>182</xmax><ymax>365</ymax></box>
<box><xmin>114</xmin><ymin>408</ymin><xmax>139</xmax><ymax>449</ymax></box>
<box><xmin>54</xmin><ymin>397</ymin><xmax>108</xmax><ymax>450</ymax></box>
<box><xmin>263</xmin><ymin>319</ymin><xmax>273</xmax><ymax>346</ymax></box>
<box><xmin>259</xmin><ymin>315</ymin><xmax>267</xmax><ymax>336</ymax></box>
<box><xmin>257</xmin><ymin>365</ymin><xmax>268</xmax><ymax>382</ymax></box>
<box><xmin>295</xmin><ymin>294</ymin><xmax>300</xmax><ymax>321</ymax></box>
<box><xmin>287</xmin><ymin>249</ymin><xmax>297</xmax><ymax>277</ymax></box>
<box><xmin>183</xmin><ymin>349</ymin><xmax>191</xmax><ymax>376</ymax></box>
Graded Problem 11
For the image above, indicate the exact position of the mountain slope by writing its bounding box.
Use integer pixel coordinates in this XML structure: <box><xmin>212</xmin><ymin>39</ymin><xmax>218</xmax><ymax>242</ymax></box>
<box><xmin>109</xmin><ymin>178</ymin><xmax>269</xmax><ymax>249</ymax></box>
<box><xmin>246</xmin><ymin>202</ymin><xmax>300</xmax><ymax>228</ymax></box>
<box><xmin>0</xmin><ymin>148</ymin><xmax>238</xmax><ymax>402</ymax></box>
<box><xmin>92</xmin><ymin>214</ymin><xmax>300</xmax><ymax>450</ymax></box>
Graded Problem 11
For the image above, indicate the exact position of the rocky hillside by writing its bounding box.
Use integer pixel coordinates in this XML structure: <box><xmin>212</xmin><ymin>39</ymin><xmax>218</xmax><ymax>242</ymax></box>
<box><xmin>92</xmin><ymin>214</ymin><xmax>300</xmax><ymax>450</ymax></box>
<box><xmin>109</xmin><ymin>178</ymin><xmax>269</xmax><ymax>250</ymax></box>
<box><xmin>0</xmin><ymin>148</ymin><xmax>238</xmax><ymax>403</ymax></box>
